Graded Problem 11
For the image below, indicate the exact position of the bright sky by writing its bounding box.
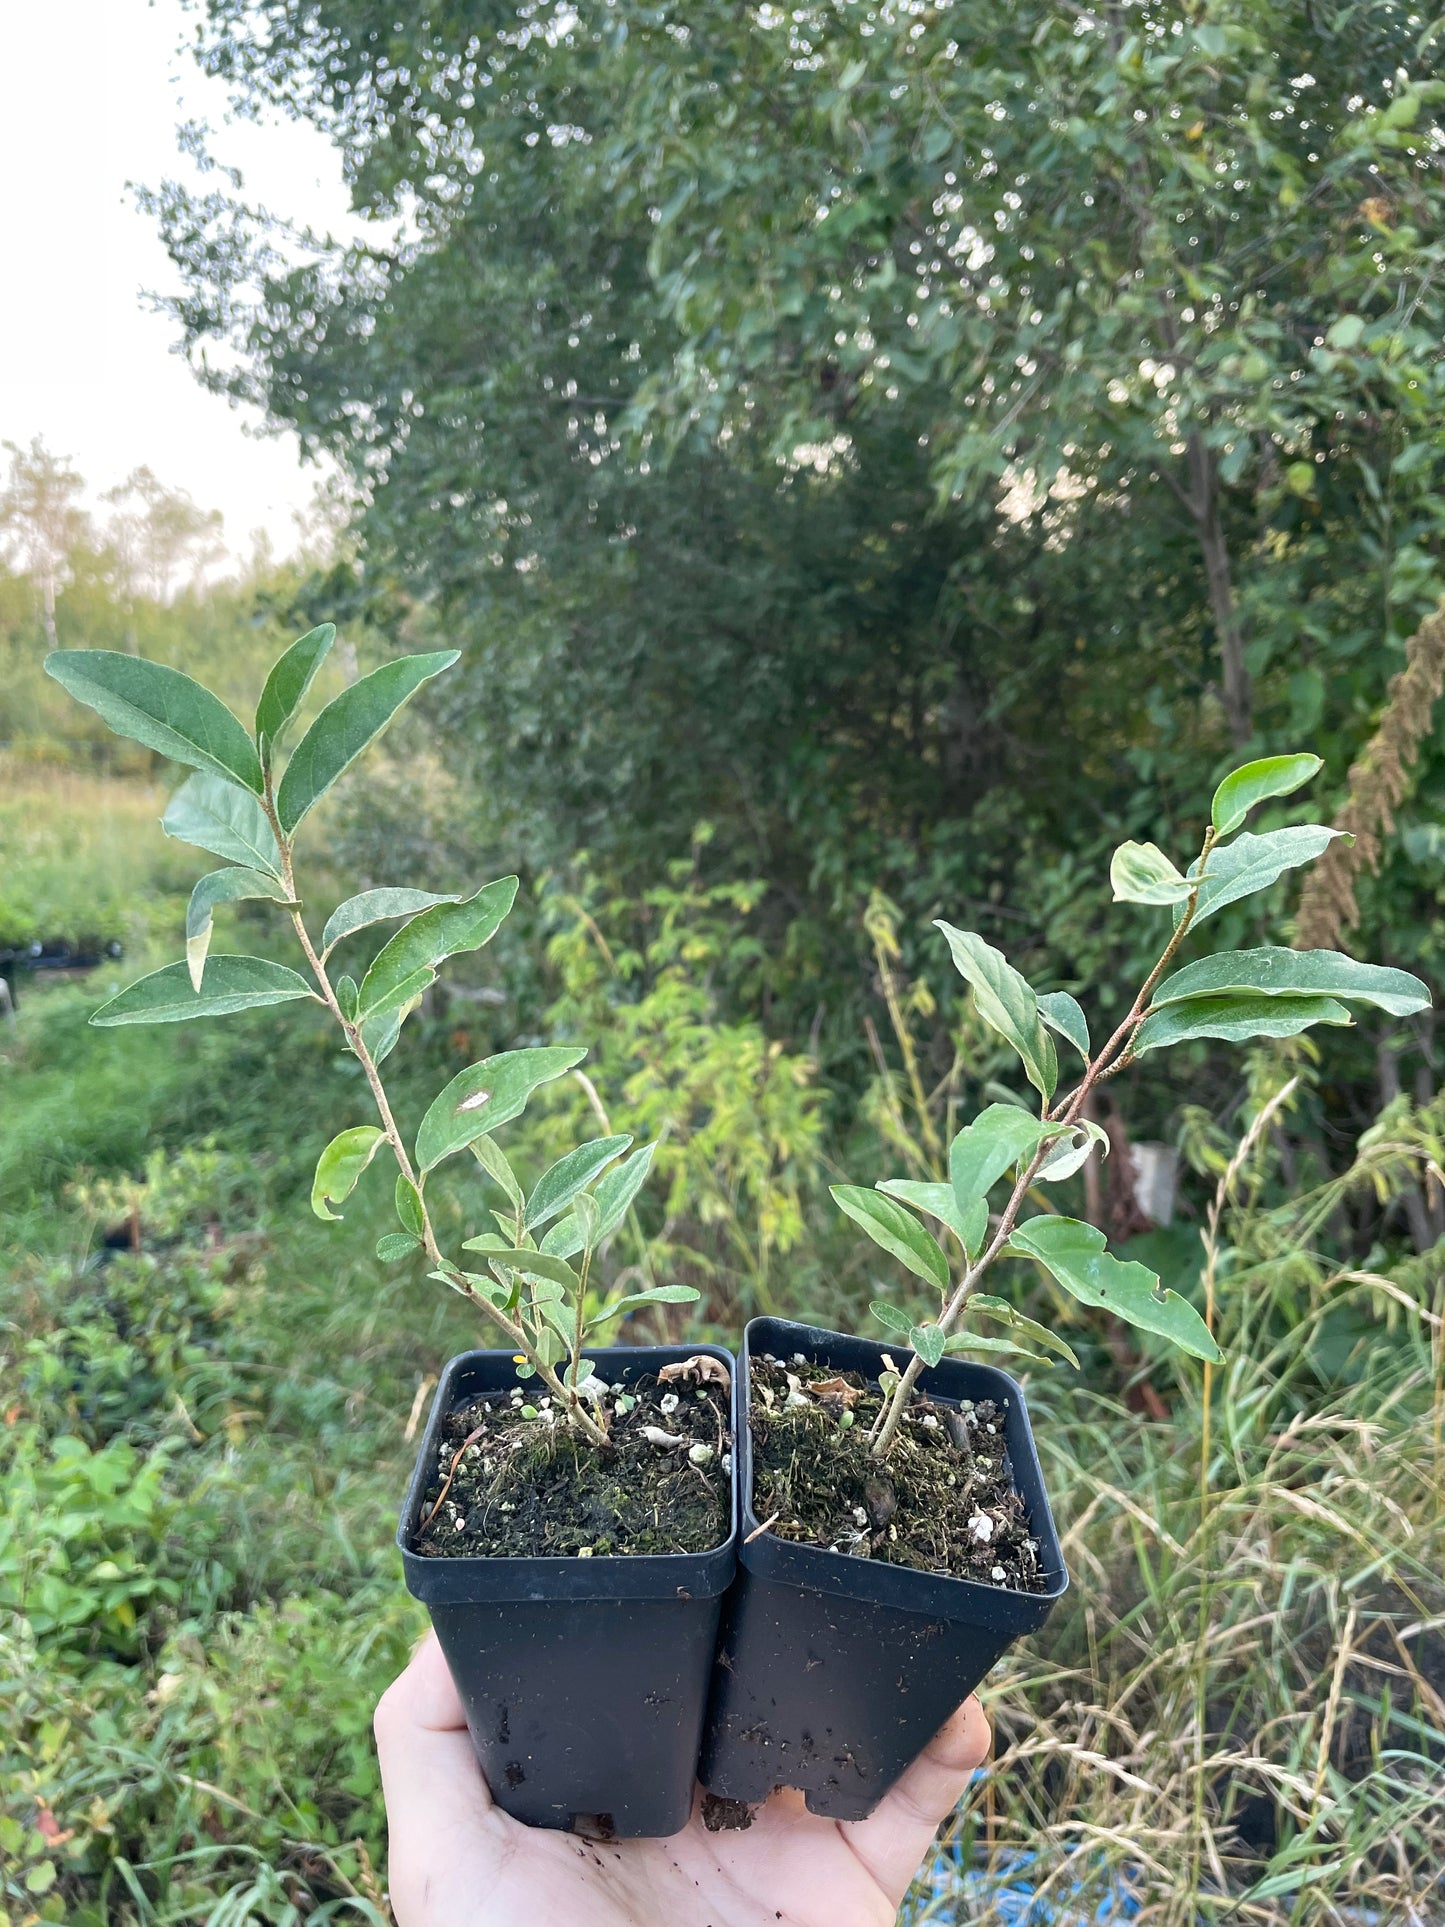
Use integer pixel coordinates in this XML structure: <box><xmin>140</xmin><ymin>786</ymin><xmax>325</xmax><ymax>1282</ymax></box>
<box><xmin>0</xmin><ymin>0</ymin><xmax>365</xmax><ymax>563</ymax></box>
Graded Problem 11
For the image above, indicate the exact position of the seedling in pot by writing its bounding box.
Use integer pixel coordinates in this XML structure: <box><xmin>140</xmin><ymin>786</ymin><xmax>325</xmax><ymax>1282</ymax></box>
<box><xmin>46</xmin><ymin>630</ymin><xmax>698</xmax><ymax>1450</ymax></box>
<box><xmin>838</xmin><ymin>753</ymin><xmax>1431</xmax><ymax>1458</ymax></box>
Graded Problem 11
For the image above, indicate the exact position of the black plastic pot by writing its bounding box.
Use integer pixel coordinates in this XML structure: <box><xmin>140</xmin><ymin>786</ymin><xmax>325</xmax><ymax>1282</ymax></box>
<box><xmin>398</xmin><ymin>1344</ymin><xmax>737</xmax><ymax>1838</ymax></box>
<box><xmin>699</xmin><ymin>1316</ymin><xmax>1066</xmax><ymax>1821</ymax></box>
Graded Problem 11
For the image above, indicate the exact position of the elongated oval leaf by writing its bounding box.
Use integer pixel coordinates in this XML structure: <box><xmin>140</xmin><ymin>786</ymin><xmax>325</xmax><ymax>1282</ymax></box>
<box><xmin>357</xmin><ymin>877</ymin><xmax>518</xmax><ymax>1016</ymax></box>
<box><xmin>395</xmin><ymin>1175</ymin><xmax>425</xmax><ymax>1235</ymax></box>
<box><xmin>527</xmin><ymin>1134</ymin><xmax>633</xmax><ymax>1230</ymax></box>
<box><xmin>876</xmin><ymin>1178</ymin><xmax>988</xmax><ymax>1254</ymax></box>
<box><xmin>969</xmin><ymin>1293</ymin><xmax>1081</xmax><ymax>1369</ymax></box>
<box><xmin>1211</xmin><ymin>753</ymin><xmax>1322</xmax><ymax>839</ymax></box>
<box><xmin>416</xmin><ymin>1045</ymin><xmax>588</xmax><ymax>1172</ymax></box>
<box><xmin>934</xmin><ymin>922</ymin><xmax>1057</xmax><ymax>1100</ymax></box>
<box><xmin>542</xmin><ymin>1141</ymin><xmax>658</xmax><ymax>1258</ymax></box>
<box><xmin>870</xmin><ymin>1298</ymin><xmax>915</xmax><ymax>1337</ymax></box>
<box><xmin>831</xmin><ymin>1185</ymin><xmax>950</xmax><ymax>1291</ymax></box>
<box><xmin>1180</xmin><ymin>826</ymin><xmax>1347</xmax><ymax>928</ymax></box>
<box><xmin>1133</xmin><ymin>993</ymin><xmax>1352</xmax><ymax>1056</ymax></box>
<box><xmin>950</xmin><ymin>1104</ymin><xmax>1060</xmax><ymax>1210</ymax></box>
<box><xmin>942</xmin><ymin>1331</ymin><xmax>1053</xmax><ymax>1365</ymax></box>
<box><xmin>1037</xmin><ymin>991</ymin><xmax>1090</xmax><ymax>1061</ymax></box>
<box><xmin>185</xmin><ymin>867</ymin><xmax>293</xmax><ymax>990</ymax></box>
<box><xmin>46</xmin><ymin>651</ymin><xmax>264</xmax><ymax>792</ymax></box>
<box><xmin>1110</xmin><ymin>840</ymin><xmax>1193</xmax><ymax>906</ymax></box>
<box><xmin>255</xmin><ymin>623</ymin><xmax>335</xmax><ymax>755</ymax></box>
<box><xmin>162</xmin><ymin>772</ymin><xmax>281</xmax><ymax>876</ymax></box>
<box><xmin>320</xmin><ymin>888</ymin><xmax>464</xmax><ymax>959</ymax></box>
<box><xmin>471</xmin><ymin>1133</ymin><xmax>526</xmax><ymax>1211</ymax></box>
<box><xmin>311</xmin><ymin>1125</ymin><xmax>386</xmax><ymax>1222</ymax></box>
<box><xmin>478</xmin><ymin>1247</ymin><xmax>581</xmax><ymax>1293</ymax></box>
<box><xmin>276</xmin><ymin>649</ymin><xmax>460</xmax><ymax>833</ymax></box>
<box><xmin>591</xmin><ymin>1284</ymin><xmax>701</xmax><ymax>1324</ymax></box>
<box><xmin>1152</xmin><ymin>946</ymin><xmax>1430</xmax><ymax>1018</ymax></box>
<box><xmin>1007</xmin><ymin>1215</ymin><xmax>1222</xmax><ymax>1362</ymax></box>
<box><xmin>377</xmin><ymin>1232</ymin><xmax>421</xmax><ymax>1263</ymax></box>
<box><xmin>357</xmin><ymin>965</ymin><xmax>436</xmax><ymax>1025</ymax></box>
<box><xmin>91</xmin><ymin>956</ymin><xmax>316</xmax><ymax>1027</ymax></box>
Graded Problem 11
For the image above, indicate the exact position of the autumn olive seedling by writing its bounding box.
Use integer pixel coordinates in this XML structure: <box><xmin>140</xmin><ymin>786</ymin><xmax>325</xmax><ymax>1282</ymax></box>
<box><xmin>836</xmin><ymin>754</ymin><xmax>1432</xmax><ymax>1456</ymax></box>
<box><xmin>47</xmin><ymin>630</ymin><xmax>696</xmax><ymax>1450</ymax></box>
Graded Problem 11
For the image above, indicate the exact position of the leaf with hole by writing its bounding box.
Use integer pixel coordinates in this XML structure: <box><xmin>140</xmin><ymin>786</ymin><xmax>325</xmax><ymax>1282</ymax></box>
<box><xmin>255</xmin><ymin>623</ymin><xmax>335</xmax><ymax>756</ymax></box>
<box><xmin>91</xmin><ymin>957</ymin><xmax>316</xmax><ymax>1027</ymax></box>
<box><xmin>356</xmin><ymin>878</ymin><xmax>518</xmax><ymax>1017</ymax></box>
<box><xmin>1109</xmin><ymin>840</ymin><xmax>1195</xmax><ymax>906</ymax></box>
<box><xmin>1007</xmin><ymin>1215</ymin><xmax>1222</xmax><ymax>1362</ymax></box>
<box><xmin>934</xmin><ymin>922</ymin><xmax>1056</xmax><ymax>1100</ymax></box>
<box><xmin>1133</xmin><ymin>993</ymin><xmax>1352</xmax><ymax>1055</ymax></box>
<box><xmin>321</xmin><ymin>888</ymin><xmax>464</xmax><ymax>958</ymax></box>
<box><xmin>45</xmin><ymin>651</ymin><xmax>264</xmax><ymax>792</ymax></box>
<box><xmin>526</xmin><ymin>1135</ymin><xmax>633</xmax><ymax>1229</ymax></box>
<box><xmin>831</xmin><ymin>1185</ymin><xmax>950</xmax><ymax>1292</ymax></box>
<box><xmin>276</xmin><ymin>649</ymin><xmax>460</xmax><ymax>833</ymax></box>
<box><xmin>1151</xmin><ymin>946</ymin><xmax>1429</xmax><ymax>1018</ymax></box>
<box><xmin>416</xmin><ymin>1046</ymin><xmax>588</xmax><ymax>1172</ymax></box>
<box><xmin>162</xmin><ymin>772</ymin><xmax>281</xmax><ymax>875</ymax></box>
<box><xmin>969</xmin><ymin>1294</ymin><xmax>1081</xmax><ymax>1368</ymax></box>
<box><xmin>1178</xmin><ymin>826</ymin><xmax>1347</xmax><ymax>928</ymax></box>
<box><xmin>1037</xmin><ymin>991</ymin><xmax>1090</xmax><ymax>1060</ymax></box>
<box><xmin>311</xmin><ymin>1126</ymin><xmax>386</xmax><ymax>1222</ymax></box>
<box><xmin>1210</xmin><ymin>753</ymin><xmax>1322</xmax><ymax>838</ymax></box>
<box><xmin>184</xmin><ymin>867</ymin><xmax>293</xmax><ymax>990</ymax></box>
<box><xmin>876</xmin><ymin>1179</ymin><xmax>988</xmax><ymax>1254</ymax></box>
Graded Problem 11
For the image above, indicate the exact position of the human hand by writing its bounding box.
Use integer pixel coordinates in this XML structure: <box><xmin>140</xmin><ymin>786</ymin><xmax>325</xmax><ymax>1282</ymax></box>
<box><xmin>374</xmin><ymin>1631</ymin><xmax>991</xmax><ymax>1927</ymax></box>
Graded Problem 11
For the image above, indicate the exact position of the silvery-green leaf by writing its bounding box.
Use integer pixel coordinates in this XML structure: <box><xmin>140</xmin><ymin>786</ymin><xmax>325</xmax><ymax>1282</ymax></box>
<box><xmin>162</xmin><ymin>771</ymin><xmax>281</xmax><ymax>876</ymax></box>
<box><xmin>968</xmin><ymin>1293</ymin><xmax>1081</xmax><ymax>1368</ymax></box>
<box><xmin>950</xmin><ymin>1105</ymin><xmax>1062</xmax><ymax>1210</ymax></box>
<box><xmin>415</xmin><ymin>1046</ymin><xmax>588</xmax><ymax>1172</ymax></box>
<box><xmin>1036</xmin><ymin>1118</ymin><xmax>1109</xmax><ymax>1183</ymax></box>
<box><xmin>91</xmin><ymin>957</ymin><xmax>316</xmax><ymax>1027</ymax></box>
<box><xmin>876</xmin><ymin>1179</ymin><xmax>987</xmax><ymax>1253</ymax></box>
<box><xmin>590</xmin><ymin>1284</ymin><xmax>700</xmax><ymax>1323</ymax></box>
<box><xmin>276</xmin><ymin>649</ymin><xmax>460</xmax><ymax>833</ymax></box>
<box><xmin>1037</xmin><ymin>991</ymin><xmax>1090</xmax><ymax>1061</ymax></box>
<box><xmin>321</xmin><ymin>888</ymin><xmax>464</xmax><ymax>958</ymax></box>
<box><xmin>1179</xmin><ymin>826</ymin><xmax>1348</xmax><ymax>928</ymax></box>
<box><xmin>184</xmin><ymin>867</ymin><xmax>293</xmax><ymax>991</ymax></box>
<box><xmin>1007</xmin><ymin>1215</ymin><xmax>1222</xmax><ymax>1362</ymax></box>
<box><xmin>311</xmin><ymin>1126</ymin><xmax>386</xmax><ymax>1222</ymax></box>
<box><xmin>909</xmin><ymin>1323</ymin><xmax>947</xmax><ymax>1368</ymax></box>
<box><xmin>1151</xmin><ymin>946</ymin><xmax>1429</xmax><ymax>1018</ymax></box>
<box><xmin>471</xmin><ymin>1133</ymin><xmax>525</xmax><ymax>1209</ymax></box>
<box><xmin>1110</xmin><ymin>840</ymin><xmax>1194</xmax><ymax>906</ymax></box>
<box><xmin>255</xmin><ymin>623</ymin><xmax>335</xmax><ymax>755</ymax></box>
<box><xmin>1133</xmin><ymin>993</ymin><xmax>1352</xmax><ymax>1055</ymax></box>
<box><xmin>527</xmin><ymin>1135</ymin><xmax>632</xmax><ymax>1230</ymax></box>
<box><xmin>934</xmin><ymin>922</ymin><xmax>1057</xmax><ymax>1101</ymax></box>
<box><xmin>870</xmin><ymin>1298</ymin><xmax>915</xmax><ymax>1337</ymax></box>
<box><xmin>831</xmin><ymin>1185</ymin><xmax>950</xmax><ymax>1291</ymax></box>
<box><xmin>46</xmin><ymin>650</ymin><xmax>263</xmax><ymax>792</ymax></box>
<box><xmin>356</xmin><ymin>878</ymin><xmax>517</xmax><ymax>1017</ymax></box>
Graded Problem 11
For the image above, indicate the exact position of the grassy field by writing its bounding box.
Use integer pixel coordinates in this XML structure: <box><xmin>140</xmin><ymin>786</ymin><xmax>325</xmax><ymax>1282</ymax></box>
<box><xmin>4</xmin><ymin>773</ymin><xmax>1444</xmax><ymax>1927</ymax></box>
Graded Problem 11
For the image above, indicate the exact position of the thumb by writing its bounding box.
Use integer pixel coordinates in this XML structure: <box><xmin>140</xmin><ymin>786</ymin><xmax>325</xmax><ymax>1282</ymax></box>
<box><xmin>374</xmin><ymin>1631</ymin><xmax>497</xmax><ymax>1914</ymax></box>
<box><xmin>839</xmin><ymin>1696</ymin><xmax>992</xmax><ymax>1904</ymax></box>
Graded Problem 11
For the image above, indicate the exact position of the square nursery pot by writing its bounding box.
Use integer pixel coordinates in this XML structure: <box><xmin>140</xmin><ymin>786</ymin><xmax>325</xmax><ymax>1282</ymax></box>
<box><xmin>398</xmin><ymin>1343</ymin><xmax>737</xmax><ymax>1838</ymax></box>
<box><xmin>699</xmin><ymin>1316</ymin><xmax>1067</xmax><ymax>1822</ymax></box>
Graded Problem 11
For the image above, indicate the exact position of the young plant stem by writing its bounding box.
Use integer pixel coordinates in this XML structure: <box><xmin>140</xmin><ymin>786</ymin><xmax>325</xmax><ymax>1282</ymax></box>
<box><xmin>869</xmin><ymin>834</ymin><xmax>1217</xmax><ymax>1458</ymax></box>
<box><xmin>261</xmin><ymin>786</ymin><xmax>610</xmax><ymax>1449</ymax></box>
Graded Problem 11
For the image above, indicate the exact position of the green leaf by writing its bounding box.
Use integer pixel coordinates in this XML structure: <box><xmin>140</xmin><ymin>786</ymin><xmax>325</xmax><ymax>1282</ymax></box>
<box><xmin>335</xmin><ymin>975</ymin><xmax>360</xmax><ymax>1021</ymax></box>
<box><xmin>356</xmin><ymin>878</ymin><xmax>518</xmax><ymax>1017</ymax></box>
<box><xmin>1037</xmin><ymin>991</ymin><xmax>1090</xmax><ymax>1060</ymax></box>
<box><xmin>45</xmin><ymin>650</ymin><xmax>264</xmax><ymax>792</ymax></box>
<box><xmin>1211</xmin><ymin>753</ymin><xmax>1322</xmax><ymax>839</ymax></box>
<box><xmin>91</xmin><ymin>957</ymin><xmax>316</xmax><ymax>1027</ymax></box>
<box><xmin>1109</xmin><ymin>840</ymin><xmax>1194</xmax><ymax>906</ymax></box>
<box><xmin>526</xmin><ymin>1134</ymin><xmax>633</xmax><ymax>1229</ymax></box>
<box><xmin>415</xmin><ymin>1046</ymin><xmax>588</xmax><ymax>1172</ymax></box>
<box><xmin>934</xmin><ymin>922</ymin><xmax>1057</xmax><ymax>1101</ymax></box>
<box><xmin>358</xmin><ymin>999</ymin><xmax>416</xmax><ymax>1068</ymax></box>
<box><xmin>876</xmin><ymin>1179</ymin><xmax>987</xmax><ymax>1254</ymax></box>
<box><xmin>470</xmin><ymin>1133</ymin><xmax>525</xmax><ymax>1210</ymax></box>
<box><xmin>591</xmin><ymin>1284</ymin><xmax>701</xmax><ymax>1323</ymax></box>
<box><xmin>1151</xmin><ymin>947</ymin><xmax>1430</xmax><ymax>1018</ymax></box>
<box><xmin>870</xmin><ymin>1298</ymin><xmax>915</xmax><ymax>1337</ymax></box>
<box><xmin>395</xmin><ymin>1175</ymin><xmax>425</xmax><ymax>1235</ymax></box>
<box><xmin>1181</xmin><ymin>826</ymin><xmax>1348</xmax><ymax>928</ymax></box>
<box><xmin>311</xmin><ymin>1126</ymin><xmax>386</xmax><ymax>1222</ymax></box>
<box><xmin>1133</xmin><ymin>993</ymin><xmax>1353</xmax><ymax>1055</ymax></box>
<box><xmin>357</xmin><ymin>965</ymin><xmax>436</xmax><ymax>1025</ymax></box>
<box><xmin>950</xmin><ymin>1104</ymin><xmax>1060</xmax><ymax>1209</ymax></box>
<box><xmin>477</xmin><ymin>1246</ymin><xmax>581</xmax><ymax>1293</ymax></box>
<box><xmin>276</xmin><ymin>649</ymin><xmax>460</xmax><ymax>833</ymax></box>
<box><xmin>1007</xmin><ymin>1216</ymin><xmax>1223</xmax><ymax>1362</ymax></box>
<box><xmin>831</xmin><ymin>1185</ymin><xmax>950</xmax><ymax>1291</ymax></box>
<box><xmin>376</xmin><ymin>1232</ymin><xmax>421</xmax><ymax>1263</ymax></box>
<box><xmin>941</xmin><ymin>1330</ymin><xmax>1053</xmax><ymax>1365</ymax></box>
<box><xmin>321</xmin><ymin>888</ymin><xmax>464</xmax><ymax>958</ymax></box>
<box><xmin>572</xmin><ymin>1189</ymin><xmax>602</xmax><ymax>1252</ymax></box>
<box><xmin>184</xmin><ymin>867</ymin><xmax>292</xmax><ymax>991</ymax></box>
<box><xmin>162</xmin><ymin>771</ymin><xmax>281</xmax><ymax>876</ymax></box>
<box><xmin>1036</xmin><ymin>1118</ymin><xmax>1109</xmax><ymax>1183</ymax></box>
<box><xmin>969</xmin><ymin>1293</ymin><xmax>1081</xmax><ymax>1369</ymax></box>
<box><xmin>255</xmin><ymin>623</ymin><xmax>335</xmax><ymax>756</ymax></box>
<box><xmin>909</xmin><ymin>1323</ymin><xmax>947</xmax><ymax>1368</ymax></box>
<box><xmin>542</xmin><ymin>1141</ymin><xmax>658</xmax><ymax>1259</ymax></box>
